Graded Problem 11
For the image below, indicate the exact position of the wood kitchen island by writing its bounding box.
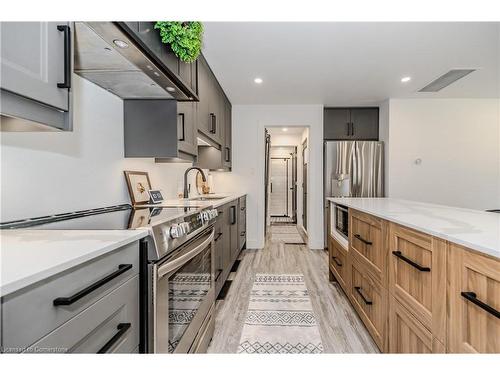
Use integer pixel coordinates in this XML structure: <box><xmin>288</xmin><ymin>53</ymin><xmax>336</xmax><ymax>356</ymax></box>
<box><xmin>326</xmin><ymin>197</ymin><xmax>499</xmax><ymax>354</ymax></box>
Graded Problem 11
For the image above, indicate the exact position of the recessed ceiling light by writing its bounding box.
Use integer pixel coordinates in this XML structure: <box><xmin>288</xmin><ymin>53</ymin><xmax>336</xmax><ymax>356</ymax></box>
<box><xmin>254</xmin><ymin>78</ymin><xmax>263</xmax><ymax>84</ymax></box>
<box><xmin>165</xmin><ymin>87</ymin><xmax>175</xmax><ymax>92</ymax></box>
<box><xmin>282</xmin><ymin>128</ymin><xmax>288</xmax><ymax>132</ymax></box>
<box><xmin>113</xmin><ymin>39</ymin><xmax>129</xmax><ymax>49</ymax></box>
<box><xmin>401</xmin><ymin>76</ymin><xmax>411</xmax><ymax>83</ymax></box>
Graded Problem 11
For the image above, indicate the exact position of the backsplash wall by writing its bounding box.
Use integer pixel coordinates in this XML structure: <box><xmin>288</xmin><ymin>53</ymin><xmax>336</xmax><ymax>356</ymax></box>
<box><xmin>0</xmin><ymin>75</ymin><xmax>200</xmax><ymax>222</ymax></box>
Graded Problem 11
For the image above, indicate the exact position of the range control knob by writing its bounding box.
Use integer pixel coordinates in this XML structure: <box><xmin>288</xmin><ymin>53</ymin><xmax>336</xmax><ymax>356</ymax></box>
<box><xmin>169</xmin><ymin>224</ymin><xmax>184</xmax><ymax>239</ymax></box>
<box><xmin>180</xmin><ymin>222</ymin><xmax>191</xmax><ymax>234</ymax></box>
<box><xmin>202</xmin><ymin>211</ymin><xmax>210</xmax><ymax>222</ymax></box>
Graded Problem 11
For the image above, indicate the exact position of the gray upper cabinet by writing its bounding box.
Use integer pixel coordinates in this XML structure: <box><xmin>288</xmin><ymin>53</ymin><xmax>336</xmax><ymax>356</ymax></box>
<box><xmin>324</xmin><ymin>107</ymin><xmax>379</xmax><ymax>140</ymax></box>
<box><xmin>177</xmin><ymin>101</ymin><xmax>198</xmax><ymax>159</ymax></box>
<box><xmin>0</xmin><ymin>22</ymin><xmax>72</xmax><ymax>131</ymax></box>
<box><xmin>197</xmin><ymin>56</ymin><xmax>212</xmax><ymax>137</ymax></box>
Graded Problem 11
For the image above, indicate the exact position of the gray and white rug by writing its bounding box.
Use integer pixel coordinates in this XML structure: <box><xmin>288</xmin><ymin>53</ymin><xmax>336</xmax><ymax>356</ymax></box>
<box><xmin>237</xmin><ymin>274</ymin><xmax>324</xmax><ymax>354</ymax></box>
<box><xmin>270</xmin><ymin>226</ymin><xmax>305</xmax><ymax>244</ymax></box>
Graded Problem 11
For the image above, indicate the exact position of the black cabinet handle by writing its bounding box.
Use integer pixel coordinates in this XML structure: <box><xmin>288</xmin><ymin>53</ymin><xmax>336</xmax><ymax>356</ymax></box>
<box><xmin>215</xmin><ymin>269</ymin><xmax>223</xmax><ymax>282</ymax></box>
<box><xmin>57</xmin><ymin>25</ymin><xmax>71</xmax><ymax>89</ymax></box>
<box><xmin>461</xmin><ymin>292</ymin><xmax>500</xmax><ymax>319</ymax></box>
<box><xmin>392</xmin><ymin>251</ymin><xmax>430</xmax><ymax>272</ymax></box>
<box><xmin>53</xmin><ymin>264</ymin><xmax>132</xmax><ymax>306</ymax></box>
<box><xmin>270</xmin><ymin>183</ymin><xmax>273</xmax><ymax>193</ymax></box>
<box><xmin>225</xmin><ymin>147</ymin><xmax>231</xmax><ymax>162</ymax></box>
<box><xmin>350</xmin><ymin>122</ymin><xmax>355</xmax><ymax>136</ymax></box>
<box><xmin>346</xmin><ymin>122</ymin><xmax>350</xmax><ymax>136</ymax></box>
<box><xmin>240</xmin><ymin>231</ymin><xmax>246</xmax><ymax>236</ymax></box>
<box><xmin>215</xmin><ymin>232</ymin><xmax>223</xmax><ymax>242</ymax></box>
<box><xmin>354</xmin><ymin>234</ymin><xmax>372</xmax><ymax>246</ymax></box>
<box><xmin>209</xmin><ymin>113</ymin><xmax>216</xmax><ymax>134</ymax></box>
<box><xmin>354</xmin><ymin>286</ymin><xmax>373</xmax><ymax>305</ymax></box>
<box><xmin>230</xmin><ymin>206</ymin><xmax>236</xmax><ymax>225</ymax></box>
<box><xmin>332</xmin><ymin>256</ymin><xmax>342</xmax><ymax>267</ymax></box>
<box><xmin>178</xmin><ymin>113</ymin><xmax>185</xmax><ymax>141</ymax></box>
<box><xmin>97</xmin><ymin>323</ymin><xmax>131</xmax><ymax>354</ymax></box>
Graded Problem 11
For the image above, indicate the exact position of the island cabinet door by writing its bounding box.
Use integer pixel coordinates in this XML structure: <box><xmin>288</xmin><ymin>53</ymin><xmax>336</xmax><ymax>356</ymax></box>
<box><xmin>349</xmin><ymin>209</ymin><xmax>388</xmax><ymax>285</ymax></box>
<box><xmin>448</xmin><ymin>244</ymin><xmax>500</xmax><ymax>353</ymax></box>
<box><xmin>388</xmin><ymin>223</ymin><xmax>447</xmax><ymax>344</ymax></box>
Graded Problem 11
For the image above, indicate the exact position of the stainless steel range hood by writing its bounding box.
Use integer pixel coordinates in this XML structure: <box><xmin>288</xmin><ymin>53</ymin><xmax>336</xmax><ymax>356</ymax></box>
<box><xmin>74</xmin><ymin>22</ymin><xmax>195</xmax><ymax>100</ymax></box>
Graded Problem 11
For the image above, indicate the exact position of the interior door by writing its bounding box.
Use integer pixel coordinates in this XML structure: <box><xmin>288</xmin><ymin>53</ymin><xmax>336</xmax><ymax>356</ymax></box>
<box><xmin>270</xmin><ymin>158</ymin><xmax>288</xmax><ymax>216</ymax></box>
<box><xmin>302</xmin><ymin>139</ymin><xmax>308</xmax><ymax>231</ymax></box>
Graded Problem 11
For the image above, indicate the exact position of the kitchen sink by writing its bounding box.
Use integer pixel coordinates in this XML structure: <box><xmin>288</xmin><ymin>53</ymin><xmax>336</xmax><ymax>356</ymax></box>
<box><xmin>188</xmin><ymin>196</ymin><xmax>228</xmax><ymax>201</ymax></box>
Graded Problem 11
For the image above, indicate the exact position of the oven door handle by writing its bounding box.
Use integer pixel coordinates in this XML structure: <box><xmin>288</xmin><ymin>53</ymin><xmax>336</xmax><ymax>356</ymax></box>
<box><xmin>157</xmin><ymin>230</ymin><xmax>214</xmax><ymax>278</ymax></box>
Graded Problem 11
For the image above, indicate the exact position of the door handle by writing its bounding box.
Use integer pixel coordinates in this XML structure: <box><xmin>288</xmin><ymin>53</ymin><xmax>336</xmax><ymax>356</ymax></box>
<box><xmin>392</xmin><ymin>251</ymin><xmax>431</xmax><ymax>272</ymax></box>
<box><xmin>53</xmin><ymin>264</ymin><xmax>132</xmax><ymax>306</ymax></box>
<box><xmin>215</xmin><ymin>269</ymin><xmax>223</xmax><ymax>282</ymax></box>
<box><xmin>461</xmin><ymin>292</ymin><xmax>500</xmax><ymax>319</ymax></box>
<box><xmin>57</xmin><ymin>24</ymin><xmax>71</xmax><ymax>89</ymax></box>
<box><xmin>178</xmin><ymin>113</ymin><xmax>185</xmax><ymax>141</ymax></box>
<box><xmin>97</xmin><ymin>323</ymin><xmax>131</xmax><ymax>353</ymax></box>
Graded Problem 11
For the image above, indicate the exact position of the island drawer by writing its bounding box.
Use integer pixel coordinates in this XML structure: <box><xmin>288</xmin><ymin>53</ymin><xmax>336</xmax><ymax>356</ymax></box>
<box><xmin>388</xmin><ymin>223</ymin><xmax>447</xmax><ymax>343</ymax></box>
<box><xmin>1</xmin><ymin>241</ymin><xmax>139</xmax><ymax>351</ymax></box>
<box><xmin>26</xmin><ymin>275</ymin><xmax>139</xmax><ymax>353</ymax></box>
<box><xmin>349</xmin><ymin>209</ymin><xmax>388</xmax><ymax>285</ymax></box>
<box><xmin>329</xmin><ymin>236</ymin><xmax>349</xmax><ymax>292</ymax></box>
<box><xmin>348</xmin><ymin>257</ymin><xmax>388</xmax><ymax>352</ymax></box>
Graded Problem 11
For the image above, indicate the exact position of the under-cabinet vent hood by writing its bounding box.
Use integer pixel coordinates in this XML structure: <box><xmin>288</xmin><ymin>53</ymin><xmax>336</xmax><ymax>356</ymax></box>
<box><xmin>74</xmin><ymin>22</ymin><xmax>194</xmax><ymax>100</ymax></box>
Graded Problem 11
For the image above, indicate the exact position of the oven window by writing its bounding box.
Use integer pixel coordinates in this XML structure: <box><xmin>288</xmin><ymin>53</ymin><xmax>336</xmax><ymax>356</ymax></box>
<box><xmin>168</xmin><ymin>245</ymin><xmax>212</xmax><ymax>353</ymax></box>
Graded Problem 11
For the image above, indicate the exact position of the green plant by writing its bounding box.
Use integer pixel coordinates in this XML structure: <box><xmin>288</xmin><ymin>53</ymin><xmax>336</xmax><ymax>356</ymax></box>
<box><xmin>154</xmin><ymin>21</ymin><xmax>203</xmax><ymax>63</ymax></box>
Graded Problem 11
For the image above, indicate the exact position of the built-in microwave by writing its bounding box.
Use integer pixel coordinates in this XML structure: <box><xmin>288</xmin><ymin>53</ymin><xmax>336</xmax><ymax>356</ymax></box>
<box><xmin>334</xmin><ymin>204</ymin><xmax>349</xmax><ymax>240</ymax></box>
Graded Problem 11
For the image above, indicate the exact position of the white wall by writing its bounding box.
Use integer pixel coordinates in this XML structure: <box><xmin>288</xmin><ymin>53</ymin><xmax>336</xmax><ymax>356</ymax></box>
<box><xmin>212</xmin><ymin>105</ymin><xmax>324</xmax><ymax>250</ymax></box>
<box><xmin>0</xmin><ymin>75</ymin><xmax>201</xmax><ymax>221</ymax></box>
<box><xmin>378</xmin><ymin>99</ymin><xmax>390</xmax><ymax>196</ymax></box>
<box><xmin>387</xmin><ymin>98</ymin><xmax>500</xmax><ymax>210</ymax></box>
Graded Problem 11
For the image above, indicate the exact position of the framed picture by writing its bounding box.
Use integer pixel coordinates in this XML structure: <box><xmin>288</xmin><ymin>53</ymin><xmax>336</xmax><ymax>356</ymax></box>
<box><xmin>124</xmin><ymin>171</ymin><xmax>152</xmax><ymax>205</ymax></box>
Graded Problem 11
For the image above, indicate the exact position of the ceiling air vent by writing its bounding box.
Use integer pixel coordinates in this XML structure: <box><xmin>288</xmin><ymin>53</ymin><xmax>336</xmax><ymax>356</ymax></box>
<box><xmin>418</xmin><ymin>69</ymin><xmax>476</xmax><ymax>92</ymax></box>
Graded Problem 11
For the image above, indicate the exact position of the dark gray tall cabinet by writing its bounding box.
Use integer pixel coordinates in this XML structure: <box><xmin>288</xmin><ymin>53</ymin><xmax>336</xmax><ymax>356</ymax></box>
<box><xmin>324</xmin><ymin>107</ymin><xmax>379</xmax><ymax>140</ymax></box>
<box><xmin>0</xmin><ymin>22</ymin><xmax>73</xmax><ymax>131</ymax></box>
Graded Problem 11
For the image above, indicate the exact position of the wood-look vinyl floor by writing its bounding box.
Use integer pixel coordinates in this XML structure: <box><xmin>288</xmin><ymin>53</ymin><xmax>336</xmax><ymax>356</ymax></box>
<box><xmin>208</xmin><ymin>227</ymin><xmax>379</xmax><ymax>353</ymax></box>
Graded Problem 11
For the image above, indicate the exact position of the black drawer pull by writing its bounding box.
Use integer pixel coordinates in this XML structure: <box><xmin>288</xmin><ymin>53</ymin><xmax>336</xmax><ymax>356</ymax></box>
<box><xmin>240</xmin><ymin>231</ymin><xmax>246</xmax><ymax>236</ymax></box>
<box><xmin>215</xmin><ymin>232</ymin><xmax>223</xmax><ymax>242</ymax></box>
<box><xmin>97</xmin><ymin>323</ymin><xmax>131</xmax><ymax>354</ymax></box>
<box><xmin>215</xmin><ymin>269</ymin><xmax>223</xmax><ymax>282</ymax></box>
<box><xmin>354</xmin><ymin>286</ymin><xmax>373</xmax><ymax>305</ymax></box>
<box><xmin>230</xmin><ymin>206</ymin><xmax>236</xmax><ymax>225</ymax></box>
<box><xmin>241</xmin><ymin>206</ymin><xmax>245</xmax><ymax>211</ymax></box>
<box><xmin>392</xmin><ymin>251</ymin><xmax>430</xmax><ymax>272</ymax></box>
<box><xmin>461</xmin><ymin>292</ymin><xmax>500</xmax><ymax>319</ymax></box>
<box><xmin>332</xmin><ymin>256</ymin><xmax>342</xmax><ymax>267</ymax></box>
<box><xmin>57</xmin><ymin>24</ymin><xmax>71</xmax><ymax>89</ymax></box>
<box><xmin>354</xmin><ymin>234</ymin><xmax>372</xmax><ymax>245</ymax></box>
<box><xmin>53</xmin><ymin>264</ymin><xmax>133</xmax><ymax>306</ymax></box>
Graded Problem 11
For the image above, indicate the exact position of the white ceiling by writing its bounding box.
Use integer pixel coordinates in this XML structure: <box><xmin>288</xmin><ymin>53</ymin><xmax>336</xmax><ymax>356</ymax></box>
<box><xmin>202</xmin><ymin>22</ymin><xmax>500</xmax><ymax>105</ymax></box>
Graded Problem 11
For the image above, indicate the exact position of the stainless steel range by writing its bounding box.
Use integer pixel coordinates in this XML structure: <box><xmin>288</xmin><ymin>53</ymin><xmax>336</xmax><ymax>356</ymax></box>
<box><xmin>0</xmin><ymin>204</ymin><xmax>219</xmax><ymax>354</ymax></box>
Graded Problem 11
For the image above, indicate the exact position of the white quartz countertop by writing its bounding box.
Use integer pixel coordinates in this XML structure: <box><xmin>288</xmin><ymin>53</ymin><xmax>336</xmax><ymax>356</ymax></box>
<box><xmin>327</xmin><ymin>198</ymin><xmax>500</xmax><ymax>259</ymax></box>
<box><xmin>0</xmin><ymin>229</ymin><xmax>149</xmax><ymax>297</ymax></box>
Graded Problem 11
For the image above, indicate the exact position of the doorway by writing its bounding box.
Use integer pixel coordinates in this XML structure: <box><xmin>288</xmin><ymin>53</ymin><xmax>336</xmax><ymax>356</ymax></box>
<box><xmin>269</xmin><ymin>146</ymin><xmax>297</xmax><ymax>224</ymax></box>
<box><xmin>302</xmin><ymin>138</ymin><xmax>308</xmax><ymax>232</ymax></box>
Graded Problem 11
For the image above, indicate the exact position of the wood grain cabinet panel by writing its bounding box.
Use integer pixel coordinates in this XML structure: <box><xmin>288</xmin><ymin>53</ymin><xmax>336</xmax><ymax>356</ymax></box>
<box><xmin>388</xmin><ymin>223</ymin><xmax>447</xmax><ymax>343</ymax></box>
<box><xmin>349</xmin><ymin>209</ymin><xmax>388</xmax><ymax>285</ymax></box>
<box><xmin>389</xmin><ymin>296</ymin><xmax>445</xmax><ymax>353</ymax></box>
<box><xmin>448</xmin><ymin>244</ymin><xmax>500</xmax><ymax>353</ymax></box>
<box><xmin>328</xmin><ymin>236</ymin><xmax>350</xmax><ymax>292</ymax></box>
<box><xmin>348</xmin><ymin>258</ymin><xmax>388</xmax><ymax>351</ymax></box>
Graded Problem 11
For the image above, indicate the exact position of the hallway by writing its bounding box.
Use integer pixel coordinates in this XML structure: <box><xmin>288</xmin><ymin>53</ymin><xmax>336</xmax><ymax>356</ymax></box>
<box><xmin>208</xmin><ymin>226</ymin><xmax>379</xmax><ymax>353</ymax></box>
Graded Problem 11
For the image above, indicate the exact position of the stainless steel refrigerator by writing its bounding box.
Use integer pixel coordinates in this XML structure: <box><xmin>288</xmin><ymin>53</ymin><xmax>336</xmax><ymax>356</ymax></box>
<box><xmin>324</xmin><ymin>140</ymin><xmax>384</xmax><ymax>246</ymax></box>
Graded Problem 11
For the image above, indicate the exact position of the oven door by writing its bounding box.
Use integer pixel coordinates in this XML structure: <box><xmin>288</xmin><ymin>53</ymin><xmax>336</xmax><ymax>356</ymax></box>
<box><xmin>153</xmin><ymin>227</ymin><xmax>215</xmax><ymax>353</ymax></box>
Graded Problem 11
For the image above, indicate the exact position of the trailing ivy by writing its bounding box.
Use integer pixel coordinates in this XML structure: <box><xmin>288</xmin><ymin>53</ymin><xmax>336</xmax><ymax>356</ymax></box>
<box><xmin>154</xmin><ymin>21</ymin><xmax>203</xmax><ymax>63</ymax></box>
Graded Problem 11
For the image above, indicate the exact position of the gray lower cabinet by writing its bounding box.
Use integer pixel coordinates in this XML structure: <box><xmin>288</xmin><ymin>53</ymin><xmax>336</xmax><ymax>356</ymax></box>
<box><xmin>0</xmin><ymin>240</ymin><xmax>140</xmax><ymax>353</ymax></box>
<box><xmin>238</xmin><ymin>196</ymin><xmax>247</xmax><ymax>250</ymax></box>
<box><xmin>214</xmin><ymin>197</ymin><xmax>247</xmax><ymax>297</ymax></box>
<box><xmin>324</xmin><ymin>107</ymin><xmax>379</xmax><ymax>140</ymax></box>
<box><xmin>0</xmin><ymin>22</ymin><xmax>73</xmax><ymax>131</ymax></box>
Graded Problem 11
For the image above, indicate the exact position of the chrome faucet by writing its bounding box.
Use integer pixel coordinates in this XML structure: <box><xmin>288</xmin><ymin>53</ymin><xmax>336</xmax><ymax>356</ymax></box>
<box><xmin>183</xmin><ymin>167</ymin><xmax>206</xmax><ymax>198</ymax></box>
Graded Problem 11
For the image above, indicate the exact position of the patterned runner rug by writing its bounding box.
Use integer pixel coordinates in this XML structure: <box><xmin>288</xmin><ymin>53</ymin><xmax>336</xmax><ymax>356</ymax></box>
<box><xmin>270</xmin><ymin>226</ymin><xmax>305</xmax><ymax>244</ymax></box>
<box><xmin>237</xmin><ymin>274</ymin><xmax>323</xmax><ymax>354</ymax></box>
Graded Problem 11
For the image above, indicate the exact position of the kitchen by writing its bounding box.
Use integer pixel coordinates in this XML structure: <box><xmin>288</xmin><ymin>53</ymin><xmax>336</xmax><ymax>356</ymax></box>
<box><xmin>0</xmin><ymin>3</ymin><xmax>499</xmax><ymax>372</ymax></box>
